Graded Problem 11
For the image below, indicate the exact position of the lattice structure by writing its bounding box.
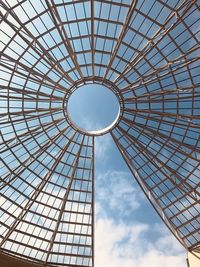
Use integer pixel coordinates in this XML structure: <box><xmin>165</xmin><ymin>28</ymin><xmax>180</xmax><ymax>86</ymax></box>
<box><xmin>0</xmin><ymin>0</ymin><xmax>200</xmax><ymax>266</ymax></box>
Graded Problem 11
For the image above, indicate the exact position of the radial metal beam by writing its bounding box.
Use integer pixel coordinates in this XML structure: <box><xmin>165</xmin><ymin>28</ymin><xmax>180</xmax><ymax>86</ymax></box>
<box><xmin>115</xmin><ymin>124</ymin><xmax>200</xmax><ymax>202</ymax></box>
<box><xmin>0</xmin><ymin>130</ymin><xmax>77</xmax><ymax>248</ymax></box>
<box><xmin>103</xmin><ymin>0</ymin><xmax>138</xmax><ymax>81</ymax></box>
<box><xmin>0</xmin><ymin>0</ymin><xmax>200</xmax><ymax>265</ymax></box>
<box><xmin>121</xmin><ymin>117</ymin><xmax>200</xmax><ymax>158</ymax></box>
<box><xmin>43</xmin><ymin>135</ymin><xmax>85</xmax><ymax>265</ymax></box>
<box><xmin>0</xmin><ymin>53</ymin><xmax>68</xmax><ymax>93</ymax></box>
<box><xmin>0</xmin><ymin>125</ymin><xmax>70</xmax><ymax>190</ymax></box>
<box><xmin>0</xmin><ymin>0</ymin><xmax>74</xmax><ymax>85</ymax></box>
<box><xmin>114</xmin><ymin>0</ymin><xmax>197</xmax><ymax>85</ymax></box>
<box><xmin>91</xmin><ymin>0</ymin><xmax>95</xmax><ymax>79</ymax></box>
<box><xmin>45</xmin><ymin>0</ymin><xmax>84</xmax><ymax>80</ymax></box>
<box><xmin>110</xmin><ymin>130</ymin><xmax>189</xmax><ymax>251</ymax></box>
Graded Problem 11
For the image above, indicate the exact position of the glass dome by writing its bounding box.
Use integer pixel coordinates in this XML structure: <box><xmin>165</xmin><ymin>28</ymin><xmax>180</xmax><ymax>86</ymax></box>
<box><xmin>0</xmin><ymin>0</ymin><xmax>200</xmax><ymax>266</ymax></box>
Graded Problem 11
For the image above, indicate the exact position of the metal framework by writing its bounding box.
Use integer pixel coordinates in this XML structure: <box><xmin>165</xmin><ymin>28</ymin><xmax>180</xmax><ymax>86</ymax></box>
<box><xmin>0</xmin><ymin>0</ymin><xmax>200</xmax><ymax>266</ymax></box>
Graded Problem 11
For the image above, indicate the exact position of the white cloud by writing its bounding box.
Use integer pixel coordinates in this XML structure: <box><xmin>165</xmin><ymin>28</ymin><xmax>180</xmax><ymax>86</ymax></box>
<box><xmin>95</xmin><ymin>134</ymin><xmax>112</xmax><ymax>161</ymax></box>
<box><xmin>95</xmin><ymin>217</ymin><xmax>186</xmax><ymax>267</ymax></box>
<box><xmin>96</xmin><ymin>170</ymin><xmax>142</xmax><ymax>217</ymax></box>
<box><xmin>94</xmin><ymin>166</ymin><xmax>186</xmax><ymax>267</ymax></box>
<box><xmin>79</xmin><ymin>117</ymin><xmax>99</xmax><ymax>131</ymax></box>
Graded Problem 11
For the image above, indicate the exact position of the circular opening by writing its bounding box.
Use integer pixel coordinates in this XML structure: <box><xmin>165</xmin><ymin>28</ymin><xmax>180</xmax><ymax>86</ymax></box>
<box><xmin>66</xmin><ymin>84</ymin><xmax>120</xmax><ymax>135</ymax></box>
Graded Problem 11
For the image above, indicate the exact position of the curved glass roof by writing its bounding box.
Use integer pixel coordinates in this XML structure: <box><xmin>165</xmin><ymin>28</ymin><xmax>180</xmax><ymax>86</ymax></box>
<box><xmin>0</xmin><ymin>0</ymin><xmax>200</xmax><ymax>266</ymax></box>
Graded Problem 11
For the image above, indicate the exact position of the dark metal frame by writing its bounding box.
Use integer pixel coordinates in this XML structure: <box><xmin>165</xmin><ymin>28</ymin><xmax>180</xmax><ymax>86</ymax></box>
<box><xmin>0</xmin><ymin>0</ymin><xmax>200</xmax><ymax>266</ymax></box>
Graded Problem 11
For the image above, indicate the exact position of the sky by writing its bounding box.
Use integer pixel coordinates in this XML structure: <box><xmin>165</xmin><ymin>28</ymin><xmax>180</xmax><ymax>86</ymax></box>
<box><xmin>67</xmin><ymin>84</ymin><xmax>119</xmax><ymax>132</ymax></box>
<box><xmin>69</xmin><ymin>85</ymin><xmax>186</xmax><ymax>267</ymax></box>
<box><xmin>1</xmin><ymin>0</ymin><xmax>199</xmax><ymax>266</ymax></box>
<box><xmin>94</xmin><ymin>133</ymin><xmax>186</xmax><ymax>267</ymax></box>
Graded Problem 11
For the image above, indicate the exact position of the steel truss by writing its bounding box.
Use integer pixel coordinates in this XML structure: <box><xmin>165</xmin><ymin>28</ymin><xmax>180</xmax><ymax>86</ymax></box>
<box><xmin>0</xmin><ymin>0</ymin><xmax>200</xmax><ymax>266</ymax></box>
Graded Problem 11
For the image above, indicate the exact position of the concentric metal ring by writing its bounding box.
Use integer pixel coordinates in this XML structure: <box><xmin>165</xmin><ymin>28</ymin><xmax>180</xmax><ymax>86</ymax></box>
<box><xmin>0</xmin><ymin>0</ymin><xmax>200</xmax><ymax>266</ymax></box>
<box><xmin>63</xmin><ymin>78</ymin><xmax>124</xmax><ymax>136</ymax></box>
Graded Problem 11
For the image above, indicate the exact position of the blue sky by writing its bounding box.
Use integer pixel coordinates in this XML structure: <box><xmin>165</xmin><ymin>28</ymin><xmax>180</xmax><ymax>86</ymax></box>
<box><xmin>71</xmin><ymin>91</ymin><xmax>186</xmax><ymax>266</ymax></box>
<box><xmin>68</xmin><ymin>84</ymin><xmax>119</xmax><ymax>132</ymax></box>
<box><xmin>1</xmin><ymin>0</ymin><xmax>200</xmax><ymax>266</ymax></box>
<box><xmin>95</xmin><ymin>137</ymin><xmax>186</xmax><ymax>267</ymax></box>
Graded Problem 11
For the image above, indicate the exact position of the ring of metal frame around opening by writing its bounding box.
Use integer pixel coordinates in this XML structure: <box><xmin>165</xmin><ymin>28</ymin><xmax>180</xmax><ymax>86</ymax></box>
<box><xmin>63</xmin><ymin>78</ymin><xmax>124</xmax><ymax>136</ymax></box>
